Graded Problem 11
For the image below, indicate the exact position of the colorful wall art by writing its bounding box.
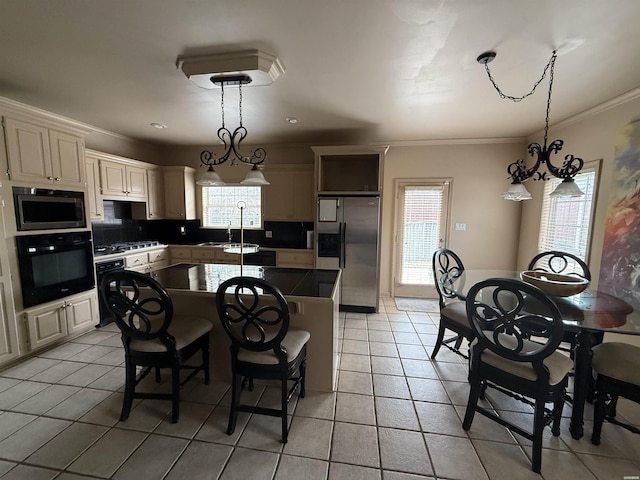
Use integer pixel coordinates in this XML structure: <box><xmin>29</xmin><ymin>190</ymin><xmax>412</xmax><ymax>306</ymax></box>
<box><xmin>598</xmin><ymin>120</ymin><xmax>640</xmax><ymax>312</ymax></box>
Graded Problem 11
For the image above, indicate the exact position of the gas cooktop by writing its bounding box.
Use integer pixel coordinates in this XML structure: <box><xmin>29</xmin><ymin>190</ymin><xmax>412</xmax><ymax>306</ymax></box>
<box><xmin>94</xmin><ymin>240</ymin><xmax>162</xmax><ymax>257</ymax></box>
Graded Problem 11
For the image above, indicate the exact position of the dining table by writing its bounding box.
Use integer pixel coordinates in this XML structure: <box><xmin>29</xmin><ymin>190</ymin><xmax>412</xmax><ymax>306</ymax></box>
<box><xmin>448</xmin><ymin>269</ymin><xmax>640</xmax><ymax>440</ymax></box>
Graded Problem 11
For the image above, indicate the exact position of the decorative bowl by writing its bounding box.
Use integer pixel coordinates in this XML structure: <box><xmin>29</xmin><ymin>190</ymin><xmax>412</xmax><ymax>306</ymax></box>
<box><xmin>520</xmin><ymin>270</ymin><xmax>590</xmax><ymax>297</ymax></box>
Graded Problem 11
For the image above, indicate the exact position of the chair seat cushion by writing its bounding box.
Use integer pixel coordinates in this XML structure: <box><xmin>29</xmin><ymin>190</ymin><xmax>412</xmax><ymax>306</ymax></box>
<box><xmin>472</xmin><ymin>334</ymin><xmax>574</xmax><ymax>385</ymax></box>
<box><xmin>130</xmin><ymin>316</ymin><xmax>212</xmax><ymax>353</ymax></box>
<box><xmin>441</xmin><ymin>302</ymin><xmax>470</xmax><ymax>327</ymax></box>
<box><xmin>238</xmin><ymin>329</ymin><xmax>311</xmax><ymax>365</ymax></box>
<box><xmin>592</xmin><ymin>342</ymin><xmax>640</xmax><ymax>385</ymax></box>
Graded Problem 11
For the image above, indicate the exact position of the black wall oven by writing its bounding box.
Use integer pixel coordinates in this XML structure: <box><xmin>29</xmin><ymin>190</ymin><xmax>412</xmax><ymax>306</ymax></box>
<box><xmin>16</xmin><ymin>231</ymin><xmax>95</xmax><ymax>308</ymax></box>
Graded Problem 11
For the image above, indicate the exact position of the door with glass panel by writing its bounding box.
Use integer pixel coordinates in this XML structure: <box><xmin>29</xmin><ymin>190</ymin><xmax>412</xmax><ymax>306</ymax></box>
<box><xmin>393</xmin><ymin>180</ymin><xmax>451</xmax><ymax>298</ymax></box>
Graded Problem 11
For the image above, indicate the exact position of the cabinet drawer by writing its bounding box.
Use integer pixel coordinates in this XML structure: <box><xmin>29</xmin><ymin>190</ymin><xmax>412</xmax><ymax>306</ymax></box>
<box><xmin>147</xmin><ymin>248</ymin><xmax>168</xmax><ymax>264</ymax></box>
<box><xmin>125</xmin><ymin>252</ymin><xmax>148</xmax><ymax>269</ymax></box>
<box><xmin>277</xmin><ymin>250</ymin><xmax>314</xmax><ymax>267</ymax></box>
<box><xmin>191</xmin><ymin>248</ymin><xmax>217</xmax><ymax>263</ymax></box>
<box><xmin>170</xmin><ymin>247</ymin><xmax>192</xmax><ymax>262</ymax></box>
<box><xmin>215</xmin><ymin>250</ymin><xmax>240</xmax><ymax>264</ymax></box>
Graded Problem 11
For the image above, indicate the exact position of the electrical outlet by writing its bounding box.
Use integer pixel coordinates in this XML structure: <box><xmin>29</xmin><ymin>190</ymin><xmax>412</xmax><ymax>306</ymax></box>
<box><xmin>265</xmin><ymin>230</ymin><xmax>273</xmax><ymax>238</ymax></box>
<box><xmin>455</xmin><ymin>223</ymin><xmax>466</xmax><ymax>231</ymax></box>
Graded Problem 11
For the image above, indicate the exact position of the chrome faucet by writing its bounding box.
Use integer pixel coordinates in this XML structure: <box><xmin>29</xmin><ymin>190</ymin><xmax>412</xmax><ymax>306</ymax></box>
<box><xmin>227</xmin><ymin>225</ymin><xmax>233</xmax><ymax>243</ymax></box>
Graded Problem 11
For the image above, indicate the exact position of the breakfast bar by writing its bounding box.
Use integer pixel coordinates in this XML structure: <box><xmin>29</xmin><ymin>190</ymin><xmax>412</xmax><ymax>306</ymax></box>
<box><xmin>149</xmin><ymin>263</ymin><xmax>342</xmax><ymax>392</ymax></box>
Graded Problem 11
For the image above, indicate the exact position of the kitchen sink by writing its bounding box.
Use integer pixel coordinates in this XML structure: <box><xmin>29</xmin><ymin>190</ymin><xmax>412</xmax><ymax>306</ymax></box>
<box><xmin>196</xmin><ymin>242</ymin><xmax>226</xmax><ymax>246</ymax></box>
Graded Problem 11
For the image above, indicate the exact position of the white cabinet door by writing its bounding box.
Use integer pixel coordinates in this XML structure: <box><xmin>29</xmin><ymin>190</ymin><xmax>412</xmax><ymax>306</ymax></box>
<box><xmin>25</xmin><ymin>301</ymin><xmax>68</xmax><ymax>350</ymax></box>
<box><xmin>48</xmin><ymin>129</ymin><xmax>85</xmax><ymax>187</ymax></box>
<box><xmin>100</xmin><ymin>159</ymin><xmax>128</xmax><ymax>197</ymax></box>
<box><xmin>85</xmin><ymin>154</ymin><xmax>104</xmax><ymax>220</ymax></box>
<box><xmin>147</xmin><ymin>168</ymin><xmax>165</xmax><ymax>218</ymax></box>
<box><xmin>4</xmin><ymin>117</ymin><xmax>53</xmax><ymax>184</ymax></box>
<box><xmin>65</xmin><ymin>291</ymin><xmax>98</xmax><ymax>335</ymax></box>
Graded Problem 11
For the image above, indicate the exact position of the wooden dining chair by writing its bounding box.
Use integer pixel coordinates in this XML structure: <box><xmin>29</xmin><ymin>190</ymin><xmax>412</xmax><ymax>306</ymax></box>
<box><xmin>216</xmin><ymin>276</ymin><xmax>310</xmax><ymax>443</ymax></box>
<box><xmin>431</xmin><ymin>248</ymin><xmax>473</xmax><ymax>359</ymax></box>
<box><xmin>590</xmin><ymin>342</ymin><xmax>640</xmax><ymax>445</ymax></box>
<box><xmin>527</xmin><ymin>250</ymin><xmax>601</xmax><ymax>360</ymax></box>
<box><xmin>462</xmin><ymin>278</ymin><xmax>574</xmax><ymax>473</ymax></box>
<box><xmin>100</xmin><ymin>270</ymin><xmax>212</xmax><ymax>423</ymax></box>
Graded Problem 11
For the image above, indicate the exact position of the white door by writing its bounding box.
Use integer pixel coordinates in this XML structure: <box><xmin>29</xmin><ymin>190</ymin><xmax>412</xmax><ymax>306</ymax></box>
<box><xmin>393</xmin><ymin>180</ymin><xmax>451</xmax><ymax>298</ymax></box>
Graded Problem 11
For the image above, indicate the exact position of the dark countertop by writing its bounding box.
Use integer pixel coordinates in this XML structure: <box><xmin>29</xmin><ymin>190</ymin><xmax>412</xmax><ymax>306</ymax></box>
<box><xmin>149</xmin><ymin>263</ymin><xmax>339</xmax><ymax>298</ymax></box>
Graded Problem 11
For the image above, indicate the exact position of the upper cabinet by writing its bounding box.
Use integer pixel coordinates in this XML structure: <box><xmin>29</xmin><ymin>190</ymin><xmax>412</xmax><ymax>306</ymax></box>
<box><xmin>3</xmin><ymin>116</ymin><xmax>86</xmax><ymax>188</ymax></box>
<box><xmin>312</xmin><ymin>145</ymin><xmax>388</xmax><ymax>195</ymax></box>
<box><xmin>263</xmin><ymin>165</ymin><xmax>314</xmax><ymax>221</ymax></box>
<box><xmin>85</xmin><ymin>153</ymin><xmax>104</xmax><ymax>220</ymax></box>
<box><xmin>100</xmin><ymin>158</ymin><xmax>147</xmax><ymax>200</ymax></box>
<box><xmin>147</xmin><ymin>166</ymin><xmax>165</xmax><ymax>219</ymax></box>
<box><xmin>163</xmin><ymin>166</ymin><xmax>196</xmax><ymax>219</ymax></box>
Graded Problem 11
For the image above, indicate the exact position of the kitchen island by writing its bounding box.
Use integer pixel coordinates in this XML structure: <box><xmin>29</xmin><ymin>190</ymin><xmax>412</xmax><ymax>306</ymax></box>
<box><xmin>149</xmin><ymin>263</ymin><xmax>341</xmax><ymax>392</ymax></box>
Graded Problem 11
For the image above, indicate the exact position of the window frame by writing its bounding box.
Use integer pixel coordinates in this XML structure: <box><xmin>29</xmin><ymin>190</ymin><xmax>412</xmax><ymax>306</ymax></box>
<box><xmin>537</xmin><ymin>159</ymin><xmax>601</xmax><ymax>263</ymax></box>
<box><xmin>199</xmin><ymin>185</ymin><xmax>264</xmax><ymax>230</ymax></box>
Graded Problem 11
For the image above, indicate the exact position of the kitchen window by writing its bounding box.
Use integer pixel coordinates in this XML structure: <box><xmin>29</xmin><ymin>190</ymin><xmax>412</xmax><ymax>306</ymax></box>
<box><xmin>201</xmin><ymin>186</ymin><xmax>262</xmax><ymax>229</ymax></box>
<box><xmin>538</xmin><ymin>161</ymin><xmax>600</xmax><ymax>262</ymax></box>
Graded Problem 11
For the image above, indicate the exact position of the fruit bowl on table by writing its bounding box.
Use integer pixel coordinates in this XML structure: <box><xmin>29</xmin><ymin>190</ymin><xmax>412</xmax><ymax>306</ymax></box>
<box><xmin>520</xmin><ymin>270</ymin><xmax>590</xmax><ymax>297</ymax></box>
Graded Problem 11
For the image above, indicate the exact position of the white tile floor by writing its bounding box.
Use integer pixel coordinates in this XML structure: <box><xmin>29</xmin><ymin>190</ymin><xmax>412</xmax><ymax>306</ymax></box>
<box><xmin>0</xmin><ymin>296</ymin><xmax>638</xmax><ymax>479</ymax></box>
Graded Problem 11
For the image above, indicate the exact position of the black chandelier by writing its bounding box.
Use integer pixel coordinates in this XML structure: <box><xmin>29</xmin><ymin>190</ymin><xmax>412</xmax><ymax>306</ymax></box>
<box><xmin>477</xmin><ymin>50</ymin><xmax>584</xmax><ymax>201</ymax></box>
<box><xmin>197</xmin><ymin>74</ymin><xmax>269</xmax><ymax>186</ymax></box>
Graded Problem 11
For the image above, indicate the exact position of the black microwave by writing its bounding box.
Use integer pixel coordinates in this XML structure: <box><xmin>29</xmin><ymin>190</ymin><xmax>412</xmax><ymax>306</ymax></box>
<box><xmin>13</xmin><ymin>187</ymin><xmax>86</xmax><ymax>231</ymax></box>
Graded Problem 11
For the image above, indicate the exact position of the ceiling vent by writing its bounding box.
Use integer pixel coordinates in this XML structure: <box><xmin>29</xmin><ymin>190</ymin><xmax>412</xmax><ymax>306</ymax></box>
<box><xmin>176</xmin><ymin>49</ymin><xmax>285</xmax><ymax>88</ymax></box>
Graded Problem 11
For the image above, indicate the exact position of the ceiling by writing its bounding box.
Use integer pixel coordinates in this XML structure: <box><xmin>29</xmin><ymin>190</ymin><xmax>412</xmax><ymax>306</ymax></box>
<box><xmin>2</xmin><ymin>0</ymin><xmax>640</xmax><ymax>147</ymax></box>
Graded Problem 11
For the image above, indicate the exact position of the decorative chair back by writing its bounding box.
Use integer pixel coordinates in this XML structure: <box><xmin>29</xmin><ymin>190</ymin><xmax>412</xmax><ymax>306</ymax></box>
<box><xmin>432</xmin><ymin>248</ymin><xmax>465</xmax><ymax>308</ymax></box>
<box><xmin>216</xmin><ymin>276</ymin><xmax>290</xmax><ymax>359</ymax></box>
<box><xmin>528</xmin><ymin>251</ymin><xmax>591</xmax><ymax>281</ymax></box>
<box><xmin>100</xmin><ymin>270</ymin><xmax>175</xmax><ymax>350</ymax></box>
<box><xmin>466</xmin><ymin>278</ymin><xmax>564</xmax><ymax>375</ymax></box>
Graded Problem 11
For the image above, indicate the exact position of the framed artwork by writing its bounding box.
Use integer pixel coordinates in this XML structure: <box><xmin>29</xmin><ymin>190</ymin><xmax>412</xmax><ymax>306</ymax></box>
<box><xmin>598</xmin><ymin>120</ymin><xmax>640</xmax><ymax>311</ymax></box>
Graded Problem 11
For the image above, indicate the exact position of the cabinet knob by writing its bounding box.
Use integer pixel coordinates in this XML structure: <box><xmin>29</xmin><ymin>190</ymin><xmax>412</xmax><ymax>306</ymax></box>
<box><xmin>54</xmin><ymin>177</ymin><xmax>61</xmax><ymax>181</ymax></box>
<box><xmin>47</xmin><ymin>176</ymin><xmax>54</xmax><ymax>180</ymax></box>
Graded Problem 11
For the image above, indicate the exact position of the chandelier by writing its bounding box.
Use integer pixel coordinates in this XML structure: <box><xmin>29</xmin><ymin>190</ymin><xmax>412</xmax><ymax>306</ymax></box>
<box><xmin>197</xmin><ymin>74</ymin><xmax>269</xmax><ymax>186</ymax></box>
<box><xmin>477</xmin><ymin>50</ymin><xmax>584</xmax><ymax>201</ymax></box>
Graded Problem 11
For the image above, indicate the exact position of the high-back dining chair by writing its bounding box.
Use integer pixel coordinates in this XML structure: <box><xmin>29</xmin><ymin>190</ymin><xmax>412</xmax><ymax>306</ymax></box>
<box><xmin>590</xmin><ymin>342</ymin><xmax>640</xmax><ymax>445</ymax></box>
<box><xmin>527</xmin><ymin>250</ymin><xmax>598</xmax><ymax>359</ymax></box>
<box><xmin>527</xmin><ymin>250</ymin><xmax>591</xmax><ymax>281</ymax></box>
<box><xmin>216</xmin><ymin>276</ymin><xmax>310</xmax><ymax>443</ymax></box>
<box><xmin>100</xmin><ymin>270</ymin><xmax>212</xmax><ymax>423</ymax></box>
<box><xmin>431</xmin><ymin>248</ymin><xmax>473</xmax><ymax>359</ymax></box>
<box><xmin>462</xmin><ymin>278</ymin><xmax>574</xmax><ymax>473</ymax></box>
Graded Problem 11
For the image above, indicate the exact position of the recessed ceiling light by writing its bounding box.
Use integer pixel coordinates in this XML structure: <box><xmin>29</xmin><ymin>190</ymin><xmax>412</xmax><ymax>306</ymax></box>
<box><xmin>285</xmin><ymin>117</ymin><xmax>299</xmax><ymax>124</ymax></box>
<box><xmin>151</xmin><ymin>123</ymin><xmax>167</xmax><ymax>129</ymax></box>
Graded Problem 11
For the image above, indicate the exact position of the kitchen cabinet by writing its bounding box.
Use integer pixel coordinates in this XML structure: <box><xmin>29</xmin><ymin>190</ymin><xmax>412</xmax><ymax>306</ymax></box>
<box><xmin>191</xmin><ymin>247</ymin><xmax>217</xmax><ymax>264</ymax></box>
<box><xmin>312</xmin><ymin>145</ymin><xmax>388</xmax><ymax>195</ymax></box>
<box><xmin>276</xmin><ymin>249</ymin><xmax>314</xmax><ymax>268</ymax></box>
<box><xmin>24</xmin><ymin>290</ymin><xmax>97</xmax><ymax>351</ymax></box>
<box><xmin>163</xmin><ymin>166</ymin><xmax>196</xmax><ymax>219</ymax></box>
<box><xmin>124</xmin><ymin>247</ymin><xmax>170</xmax><ymax>273</ymax></box>
<box><xmin>100</xmin><ymin>158</ymin><xmax>147</xmax><ymax>200</ymax></box>
<box><xmin>85</xmin><ymin>153</ymin><xmax>104</xmax><ymax>220</ymax></box>
<box><xmin>263</xmin><ymin>165</ymin><xmax>314</xmax><ymax>221</ymax></box>
<box><xmin>0</xmin><ymin>238</ymin><xmax>19</xmax><ymax>366</ymax></box>
<box><xmin>170</xmin><ymin>246</ymin><xmax>193</xmax><ymax>263</ymax></box>
<box><xmin>4</xmin><ymin>116</ymin><xmax>86</xmax><ymax>188</ymax></box>
<box><xmin>147</xmin><ymin>167</ymin><xmax>165</xmax><ymax>219</ymax></box>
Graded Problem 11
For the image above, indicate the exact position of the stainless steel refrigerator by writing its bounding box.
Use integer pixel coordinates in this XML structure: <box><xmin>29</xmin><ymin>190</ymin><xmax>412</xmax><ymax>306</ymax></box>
<box><xmin>315</xmin><ymin>196</ymin><xmax>381</xmax><ymax>312</ymax></box>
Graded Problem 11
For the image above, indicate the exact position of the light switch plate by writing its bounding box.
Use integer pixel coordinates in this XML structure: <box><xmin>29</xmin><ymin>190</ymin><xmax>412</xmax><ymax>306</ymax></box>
<box><xmin>265</xmin><ymin>230</ymin><xmax>273</xmax><ymax>238</ymax></box>
<box><xmin>455</xmin><ymin>223</ymin><xmax>466</xmax><ymax>231</ymax></box>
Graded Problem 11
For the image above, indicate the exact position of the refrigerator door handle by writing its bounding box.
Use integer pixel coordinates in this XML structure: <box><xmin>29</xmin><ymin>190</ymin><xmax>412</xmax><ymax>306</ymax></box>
<box><xmin>340</xmin><ymin>222</ymin><xmax>346</xmax><ymax>268</ymax></box>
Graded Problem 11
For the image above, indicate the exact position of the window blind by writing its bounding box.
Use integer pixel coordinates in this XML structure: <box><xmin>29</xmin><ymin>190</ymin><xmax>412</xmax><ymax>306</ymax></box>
<box><xmin>538</xmin><ymin>168</ymin><xmax>596</xmax><ymax>260</ymax></box>
<box><xmin>400</xmin><ymin>185</ymin><xmax>443</xmax><ymax>284</ymax></box>
<box><xmin>201</xmin><ymin>186</ymin><xmax>262</xmax><ymax>229</ymax></box>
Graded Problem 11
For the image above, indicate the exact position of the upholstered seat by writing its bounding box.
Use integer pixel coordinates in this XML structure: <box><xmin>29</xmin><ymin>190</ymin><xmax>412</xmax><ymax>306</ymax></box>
<box><xmin>431</xmin><ymin>248</ymin><xmax>473</xmax><ymax>359</ymax></box>
<box><xmin>591</xmin><ymin>342</ymin><xmax>640</xmax><ymax>445</ymax></box>
<box><xmin>463</xmin><ymin>278</ymin><xmax>570</xmax><ymax>473</ymax></box>
<box><xmin>100</xmin><ymin>270</ymin><xmax>212</xmax><ymax>423</ymax></box>
<box><xmin>216</xmin><ymin>276</ymin><xmax>309</xmax><ymax>443</ymax></box>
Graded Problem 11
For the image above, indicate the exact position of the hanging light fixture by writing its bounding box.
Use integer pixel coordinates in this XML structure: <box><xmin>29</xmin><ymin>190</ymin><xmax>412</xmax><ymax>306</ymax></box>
<box><xmin>477</xmin><ymin>50</ymin><xmax>584</xmax><ymax>201</ymax></box>
<box><xmin>197</xmin><ymin>74</ymin><xmax>269</xmax><ymax>186</ymax></box>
